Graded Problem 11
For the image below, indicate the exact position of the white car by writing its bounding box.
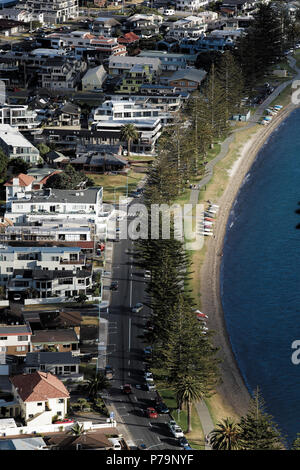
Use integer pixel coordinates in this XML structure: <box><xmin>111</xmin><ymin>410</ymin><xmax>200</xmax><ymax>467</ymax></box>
<box><xmin>168</xmin><ymin>421</ymin><xmax>184</xmax><ymax>438</ymax></box>
<box><xmin>132</xmin><ymin>303</ymin><xmax>143</xmax><ymax>313</ymax></box>
<box><xmin>164</xmin><ymin>8</ymin><xmax>175</xmax><ymax>15</ymax></box>
<box><xmin>144</xmin><ymin>270</ymin><xmax>151</xmax><ymax>279</ymax></box>
<box><xmin>146</xmin><ymin>383</ymin><xmax>156</xmax><ymax>391</ymax></box>
<box><xmin>144</xmin><ymin>372</ymin><xmax>154</xmax><ymax>382</ymax></box>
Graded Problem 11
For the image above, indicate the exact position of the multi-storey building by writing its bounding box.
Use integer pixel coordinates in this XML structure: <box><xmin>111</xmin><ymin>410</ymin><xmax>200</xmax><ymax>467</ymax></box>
<box><xmin>0</xmin><ymin>323</ymin><xmax>32</xmax><ymax>356</ymax></box>
<box><xmin>0</xmin><ymin>124</ymin><xmax>41</xmax><ymax>164</ymax></box>
<box><xmin>0</xmin><ymin>104</ymin><xmax>39</xmax><ymax>131</ymax></box>
<box><xmin>38</xmin><ymin>56</ymin><xmax>86</xmax><ymax>91</ymax></box>
<box><xmin>4</xmin><ymin>187</ymin><xmax>107</xmax><ymax>235</ymax></box>
<box><xmin>8</xmin><ymin>268</ymin><xmax>92</xmax><ymax>301</ymax></box>
<box><xmin>0</xmin><ymin>246</ymin><xmax>87</xmax><ymax>287</ymax></box>
<box><xmin>116</xmin><ymin>64</ymin><xmax>154</xmax><ymax>94</ymax></box>
<box><xmin>108</xmin><ymin>56</ymin><xmax>161</xmax><ymax>77</ymax></box>
<box><xmin>22</xmin><ymin>0</ymin><xmax>78</xmax><ymax>24</ymax></box>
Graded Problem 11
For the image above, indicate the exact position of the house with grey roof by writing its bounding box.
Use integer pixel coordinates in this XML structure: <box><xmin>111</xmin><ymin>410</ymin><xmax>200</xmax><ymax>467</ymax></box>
<box><xmin>108</xmin><ymin>55</ymin><xmax>162</xmax><ymax>77</ymax></box>
<box><xmin>24</xmin><ymin>351</ymin><xmax>81</xmax><ymax>378</ymax></box>
<box><xmin>165</xmin><ymin>68</ymin><xmax>207</xmax><ymax>91</ymax></box>
<box><xmin>71</xmin><ymin>152</ymin><xmax>128</xmax><ymax>173</ymax></box>
<box><xmin>82</xmin><ymin>65</ymin><xmax>107</xmax><ymax>92</ymax></box>
<box><xmin>31</xmin><ymin>328</ymin><xmax>80</xmax><ymax>355</ymax></box>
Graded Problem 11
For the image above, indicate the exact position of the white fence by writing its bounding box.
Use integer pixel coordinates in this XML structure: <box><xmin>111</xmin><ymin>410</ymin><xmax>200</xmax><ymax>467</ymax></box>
<box><xmin>24</xmin><ymin>296</ymin><xmax>101</xmax><ymax>306</ymax></box>
<box><xmin>0</xmin><ymin>419</ymin><xmax>116</xmax><ymax>437</ymax></box>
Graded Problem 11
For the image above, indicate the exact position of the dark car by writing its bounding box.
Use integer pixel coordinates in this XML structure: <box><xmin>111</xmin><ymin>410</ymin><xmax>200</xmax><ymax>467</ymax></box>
<box><xmin>178</xmin><ymin>437</ymin><xmax>192</xmax><ymax>449</ymax></box>
<box><xmin>156</xmin><ymin>402</ymin><xmax>169</xmax><ymax>414</ymax></box>
<box><xmin>110</xmin><ymin>281</ymin><xmax>118</xmax><ymax>291</ymax></box>
<box><xmin>123</xmin><ymin>384</ymin><xmax>132</xmax><ymax>394</ymax></box>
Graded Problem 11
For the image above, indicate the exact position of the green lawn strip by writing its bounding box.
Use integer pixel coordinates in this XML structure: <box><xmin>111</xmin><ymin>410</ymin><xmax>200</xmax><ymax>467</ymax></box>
<box><xmin>156</xmin><ymin>385</ymin><xmax>205</xmax><ymax>448</ymax></box>
<box><xmin>269</xmin><ymin>83</ymin><xmax>293</xmax><ymax>107</ymax></box>
<box><xmin>79</xmin><ymin>362</ymin><xmax>97</xmax><ymax>379</ymax></box>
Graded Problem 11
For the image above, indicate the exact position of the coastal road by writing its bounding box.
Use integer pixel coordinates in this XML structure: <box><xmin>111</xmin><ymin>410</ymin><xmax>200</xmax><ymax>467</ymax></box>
<box><xmin>100</xmin><ymin>205</ymin><xmax>181</xmax><ymax>450</ymax></box>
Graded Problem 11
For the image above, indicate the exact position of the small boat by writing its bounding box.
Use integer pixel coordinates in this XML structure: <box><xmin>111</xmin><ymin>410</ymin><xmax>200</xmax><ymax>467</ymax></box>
<box><xmin>200</xmin><ymin>231</ymin><xmax>213</xmax><ymax>236</ymax></box>
<box><xmin>203</xmin><ymin>221</ymin><xmax>213</xmax><ymax>226</ymax></box>
<box><xmin>204</xmin><ymin>217</ymin><xmax>215</xmax><ymax>222</ymax></box>
<box><xmin>274</xmin><ymin>105</ymin><xmax>283</xmax><ymax>109</ymax></box>
<box><xmin>264</xmin><ymin>116</ymin><xmax>272</xmax><ymax>121</ymax></box>
<box><xmin>204</xmin><ymin>211</ymin><xmax>215</xmax><ymax>217</ymax></box>
<box><xmin>193</xmin><ymin>310</ymin><xmax>208</xmax><ymax>319</ymax></box>
<box><xmin>209</xmin><ymin>204</ymin><xmax>219</xmax><ymax>209</ymax></box>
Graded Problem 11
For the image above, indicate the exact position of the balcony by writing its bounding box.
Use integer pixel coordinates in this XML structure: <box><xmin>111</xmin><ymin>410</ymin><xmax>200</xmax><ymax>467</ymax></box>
<box><xmin>60</xmin><ymin>257</ymin><xmax>85</xmax><ymax>265</ymax></box>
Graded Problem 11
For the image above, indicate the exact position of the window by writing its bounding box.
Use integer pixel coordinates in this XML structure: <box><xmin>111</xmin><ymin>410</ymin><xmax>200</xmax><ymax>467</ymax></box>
<box><xmin>58</xmin><ymin>398</ymin><xmax>64</xmax><ymax>404</ymax></box>
<box><xmin>0</xmin><ymin>337</ymin><xmax>7</xmax><ymax>341</ymax></box>
<box><xmin>63</xmin><ymin>344</ymin><xmax>70</xmax><ymax>348</ymax></box>
<box><xmin>37</xmin><ymin>402</ymin><xmax>43</xmax><ymax>406</ymax></box>
<box><xmin>16</xmin><ymin>346</ymin><xmax>26</xmax><ymax>351</ymax></box>
<box><xmin>18</xmin><ymin>336</ymin><xmax>28</xmax><ymax>342</ymax></box>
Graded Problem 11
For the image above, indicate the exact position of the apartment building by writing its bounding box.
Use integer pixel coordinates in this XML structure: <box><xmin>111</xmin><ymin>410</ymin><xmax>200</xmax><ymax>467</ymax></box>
<box><xmin>0</xmin><ymin>246</ymin><xmax>86</xmax><ymax>287</ymax></box>
<box><xmin>4</xmin><ymin>187</ymin><xmax>107</xmax><ymax>235</ymax></box>
<box><xmin>38</xmin><ymin>56</ymin><xmax>86</xmax><ymax>91</ymax></box>
<box><xmin>0</xmin><ymin>104</ymin><xmax>39</xmax><ymax>131</ymax></box>
<box><xmin>108</xmin><ymin>56</ymin><xmax>161</xmax><ymax>77</ymax></box>
<box><xmin>23</xmin><ymin>0</ymin><xmax>79</xmax><ymax>24</ymax></box>
<box><xmin>8</xmin><ymin>267</ymin><xmax>92</xmax><ymax>301</ymax></box>
<box><xmin>0</xmin><ymin>124</ymin><xmax>41</xmax><ymax>164</ymax></box>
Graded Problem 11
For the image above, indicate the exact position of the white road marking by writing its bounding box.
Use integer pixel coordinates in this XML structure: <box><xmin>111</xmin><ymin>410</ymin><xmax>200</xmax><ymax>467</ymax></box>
<box><xmin>128</xmin><ymin>317</ymin><xmax>131</xmax><ymax>351</ymax></box>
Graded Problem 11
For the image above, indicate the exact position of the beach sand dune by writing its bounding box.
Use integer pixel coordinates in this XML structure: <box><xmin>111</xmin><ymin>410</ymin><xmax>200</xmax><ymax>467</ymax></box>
<box><xmin>201</xmin><ymin>104</ymin><xmax>298</xmax><ymax>417</ymax></box>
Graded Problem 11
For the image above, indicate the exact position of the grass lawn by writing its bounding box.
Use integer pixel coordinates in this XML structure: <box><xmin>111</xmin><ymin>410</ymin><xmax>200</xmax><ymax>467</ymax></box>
<box><xmin>81</xmin><ymin>316</ymin><xmax>99</xmax><ymax>326</ymax></box>
<box><xmin>79</xmin><ymin>362</ymin><xmax>97</xmax><ymax>379</ymax></box>
<box><xmin>269</xmin><ymin>83</ymin><xmax>293</xmax><ymax>108</ymax></box>
<box><xmin>157</xmin><ymin>386</ymin><xmax>205</xmax><ymax>449</ymax></box>
<box><xmin>89</xmin><ymin>169</ymin><xmax>146</xmax><ymax>202</ymax></box>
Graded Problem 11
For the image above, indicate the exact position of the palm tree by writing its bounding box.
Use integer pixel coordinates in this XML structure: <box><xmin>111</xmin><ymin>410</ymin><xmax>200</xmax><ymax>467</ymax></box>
<box><xmin>209</xmin><ymin>418</ymin><xmax>242</xmax><ymax>450</ymax></box>
<box><xmin>86</xmin><ymin>372</ymin><xmax>111</xmax><ymax>400</ymax></box>
<box><xmin>176</xmin><ymin>376</ymin><xmax>205</xmax><ymax>433</ymax></box>
<box><xmin>68</xmin><ymin>422</ymin><xmax>86</xmax><ymax>437</ymax></box>
<box><xmin>120</xmin><ymin>123</ymin><xmax>139</xmax><ymax>157</ymax></box>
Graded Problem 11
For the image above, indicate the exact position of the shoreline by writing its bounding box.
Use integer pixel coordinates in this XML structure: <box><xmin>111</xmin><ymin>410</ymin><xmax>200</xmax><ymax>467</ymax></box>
<box><xmin>200</xmin><ymin>102</ymin><xmax>299</xmax><ymax>418</ymax></box>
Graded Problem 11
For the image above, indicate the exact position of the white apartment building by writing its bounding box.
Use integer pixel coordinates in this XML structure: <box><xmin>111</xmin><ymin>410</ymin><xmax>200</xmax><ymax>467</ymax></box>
<box><xmin>4</xmin><ymin>187</ymin><xmax>107</xmax><ymax>235</ymax></box>
<box><xmin>1</xmin><ymin>223</ymin><xmax>93</xmax><ymax>246</ymax></box>
<box><xmin>0</xmin><ymin>104</ymin><xmax>39</xmax><ymax>131</ymax></box>
<box><xmin>46</xmin><ymin>31</ymin><xmax>127</xmax><ymax>58</ymax></box>
<box><xmin>168</xmin><ymin>15</ymin><xmax>208</xmax><ymax>38</ymax></box>
<box><xmin>92</xmin><ymin>99</ymin><xmax>173</xmax><ymax>126</ymax></box>
<box><xmin>109</xmin><ymin>56</ymin><xmax>161</xmax><ymax>76</ymax></box>
<box><xmin>0</xmin><ymin>246</ymin><xmax>86</xmax><ymax>286</ymax></box>
<box><xmin>0</xmin><ymin>125</ymin><xmax>41</xmax><ymax>164</ymax></box>
<box><xmin>24</xmin><ymin>0</ymin><xmax>78</xmax><ymax>24</ymax></box>
<box><xmin>175</xmin><ymin>0</ymin><xmax>210</xmax><ymax>10</ymax></box>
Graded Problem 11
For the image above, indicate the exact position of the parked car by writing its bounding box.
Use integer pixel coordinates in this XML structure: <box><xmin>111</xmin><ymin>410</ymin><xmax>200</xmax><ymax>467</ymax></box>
<box><xmin>105</xmin><ymin>365</ymin><xmax>114</xmax><ymax>380</ymax></box>
<box><xmin>144</xmin><ymin>270</ymin><xmax>151</xmax><ymax>279</ymax></box>
<box><xmin>147</xmin><ymin>407</ymin><xmax>158</xmax><ymax>419</ymax></box>
<box><xmin>164</xmin><ymin>8</ymin><xmax>175</xmax><ymax>15</ymax></box>
<box><xmin>132</xmin><ymin>302</ymin><xmax>143</xmax><ymax>313</ymax></box>
<box><xmin>146</xmin><ymin>383</ymin><xmax>156</xmax><ymax>392</ymax></box>
<box><xmin>144</xmin><ymin>372</ymin><xmax>154</xmax><ymax>382</ymax></box>
<box><xmin>168</xmin><ymin>420</ymin><xmax>184</xmax><ymax>438</ymax></box>
<box><xmin>179</xmin><ymin>437</ymin><xmax>191</xmax><ymax>448</ymax></box>
<box><xmin>110</xmin><ymin>281</ymin><xmax>118</xmax><ymax>291</ymax></box>
<box><xmin>156</xmin><ymin>401</ymin><xmax>169</xmax><ymax>414</ymax></box>
<box><xmin>13</xmin><ymin>294</ymin><xmax>21</xmax><ymax>301</ymax></box>
<box><xmin>54</xmin><ymin>418</ymin><xmax>74</xmax><ymax>424</ymax></box>
<box><xmin>122</xmin><ymin>384</ymin><xmax>132</xmax><ymax>394</ymax></box>
<box><xmin>143</xmin><ymin>346</ymin><xmax>152</xmax><ymax>356</ymax></box>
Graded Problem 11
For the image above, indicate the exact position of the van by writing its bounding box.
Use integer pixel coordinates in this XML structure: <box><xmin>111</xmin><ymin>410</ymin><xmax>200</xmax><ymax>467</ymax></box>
<box><xmin>108</xmin><ymin>438</ymin><xmax>122</xmax><ymax>450</ymax></box>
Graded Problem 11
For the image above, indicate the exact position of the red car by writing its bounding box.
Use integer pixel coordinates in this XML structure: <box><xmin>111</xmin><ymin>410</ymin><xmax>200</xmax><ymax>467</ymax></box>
<box><xmin>54</xmin><ymin>418</ymin><xmax>74</xmax><ymax>424</ymax></box>
<box><xmin>147</xmin><ymin>407</ymin><xmax>158</xmax><ymax>419</ymax></box>
<box><xmin>123</xmin><ymin>384</ymin><xmax>132</xmax><ymax>394</ymax></box>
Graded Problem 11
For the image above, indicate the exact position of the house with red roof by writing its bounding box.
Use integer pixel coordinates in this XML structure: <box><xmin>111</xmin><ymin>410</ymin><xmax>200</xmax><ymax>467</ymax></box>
<box><xmin>118</xmin><ymin>32</ymin><xmax>140</xmax><ymax>46</ymax></box>
<box><xmin>4</xmin><ymin>174</ymin><xmax>35</xmax><ymax>201</ymax></box>
<box><xmin>10</xmin><ymin>371</ymin><xmax>70</xmax><ymax>426</ymax></box>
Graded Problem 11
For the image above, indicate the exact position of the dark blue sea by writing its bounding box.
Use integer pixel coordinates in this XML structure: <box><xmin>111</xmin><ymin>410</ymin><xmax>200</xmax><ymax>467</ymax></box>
<box><xmin>221</xmin><ymin>108</ymin><xmax>300</xmax><ymax>446</ymax></box>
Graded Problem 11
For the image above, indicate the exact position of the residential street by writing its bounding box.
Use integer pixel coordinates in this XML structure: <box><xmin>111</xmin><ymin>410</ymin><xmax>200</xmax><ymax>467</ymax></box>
<box><xmin>98</xmin><ymin>205</ymin><xmax>181</xmax><ymax>450</ymax></box>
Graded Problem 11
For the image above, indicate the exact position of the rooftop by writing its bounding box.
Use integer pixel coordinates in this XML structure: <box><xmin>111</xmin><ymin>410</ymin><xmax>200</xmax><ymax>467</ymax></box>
<box><xmin>11</xmin><ymin>187</ymin><xmax>101</xmax><ymax>205</ymax></box>
<box><xmin>31</xmin><ymin>328</ymin><xmax>79</xmax><ymax>345</ymax></box>
<box><xmin>0</xmin><ymin>323</ymin><xmax>32</xmax><ymax>337</ymax></box>
<box><xmin>25</xmin><ymin>351</ymin><xmax>80</xmax><ymax>366</ymax></box>
<box><xmin>10</xmin><ymin>371</ymin><xmax>69</xmax><ymax>402</ymax></box>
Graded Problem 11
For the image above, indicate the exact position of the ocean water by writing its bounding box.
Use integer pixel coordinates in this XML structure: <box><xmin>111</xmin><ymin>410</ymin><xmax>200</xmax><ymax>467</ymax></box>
<box><xmin>220</xmin><ymin>108</ymin><xmax>300</xmax><ymax>446</ymax></box>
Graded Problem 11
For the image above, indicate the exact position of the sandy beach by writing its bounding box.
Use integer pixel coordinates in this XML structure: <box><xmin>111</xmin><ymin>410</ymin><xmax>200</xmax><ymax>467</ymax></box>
<box><xmin>200</xmin><ymin>102</ymin><xmax>299</xmax><ymax>417</ymax></box>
